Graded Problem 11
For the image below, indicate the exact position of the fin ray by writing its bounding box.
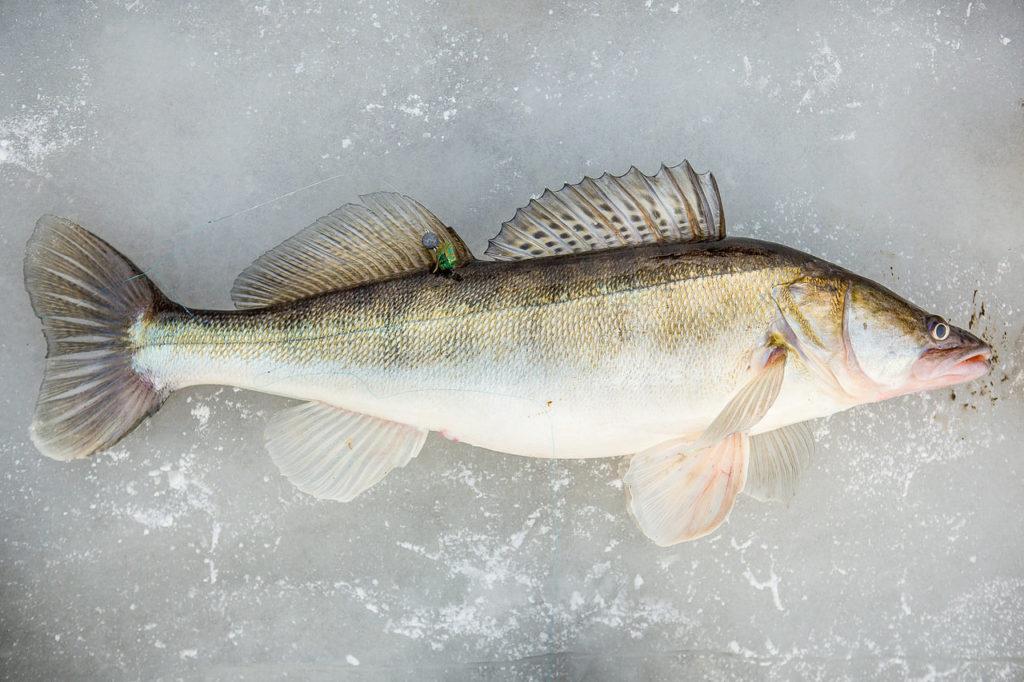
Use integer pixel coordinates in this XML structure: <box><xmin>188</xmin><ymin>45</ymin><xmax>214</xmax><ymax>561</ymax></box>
<box><xmin>745</xmin><ymin>422</ymin><xmax>815</xmax><ymax>502</ymax></box>
<box><xmin>485</xmin><ymin>160</ymin><xmax>725</xmax><ymax>261</ymax></box>
<box><xmin>694</xmin><ymin>349</ymin><xmax>787</xmax><ymax>449</ymax></box>
<box><xmin>24</xmin><ymin>215</ymin><xmax>169</xmax><ymax>460</ymax></box>
<box><xmin>265</xmin><ymin>402</ymin><xmax>428</xmax><ymax>502</ymax></box>
<box><xmin>625</xmin><ymin>433</ymin><xmax>748</xmax><ymax>545</ymax></box>
<box><xmin>232</xmin><ymin>192</ymin><xmax>473</xmax><ymax>309</ymax></box>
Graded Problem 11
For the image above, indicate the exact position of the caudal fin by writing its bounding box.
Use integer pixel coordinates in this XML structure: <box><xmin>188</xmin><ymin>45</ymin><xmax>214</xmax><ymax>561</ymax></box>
<box><xmin>24</xmin><ymin>215</ymin><xmax>168</xmax><ymax>460</ymax></box>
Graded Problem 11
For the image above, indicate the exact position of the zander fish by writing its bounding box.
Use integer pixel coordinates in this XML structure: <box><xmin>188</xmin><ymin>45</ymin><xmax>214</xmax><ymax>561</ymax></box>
<box><xmin>23</xmin><ymin>161</ymin><xmax>992</xmax><ymax>545</ymax></box>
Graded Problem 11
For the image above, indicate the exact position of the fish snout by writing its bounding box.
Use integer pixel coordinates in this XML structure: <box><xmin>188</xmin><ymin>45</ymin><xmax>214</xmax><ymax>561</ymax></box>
<box><xmin>950</xmin><ymin>326</ymin><xmax>993</xmax><ymax>375</ymax></box>
<box><xmin>916</xmin><ymin>325</ymin><xmax>992</xmax><ymax>385</ymax></box>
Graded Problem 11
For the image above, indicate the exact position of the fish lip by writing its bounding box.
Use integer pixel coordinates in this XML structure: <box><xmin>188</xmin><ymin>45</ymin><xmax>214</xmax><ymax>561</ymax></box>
<box><xmin>916</xmin><ymin>343</ymin><xmax>993</xmax><ymax>383</ymax></box>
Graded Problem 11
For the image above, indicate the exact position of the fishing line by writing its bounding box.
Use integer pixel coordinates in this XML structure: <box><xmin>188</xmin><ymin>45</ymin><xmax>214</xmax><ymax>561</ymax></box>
<box><xmin>93</xmin><ymin>168</ymin><xmax>379</xmax><ymax>318</ymax></box>
<box><xmin>103</xmin><ymin>168</ymin><xmax>367</xmax><ymax>297</ymax></box>
<box><xmin>204</xmin><ymin>170</ymin><xmax>356</xmax><ymax>226</ymax></box>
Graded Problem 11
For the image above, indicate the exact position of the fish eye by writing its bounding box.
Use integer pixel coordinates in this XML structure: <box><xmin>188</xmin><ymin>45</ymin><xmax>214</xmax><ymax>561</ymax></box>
<box><xmin>927</xmin><ymin>317</ymin><xmax>950</xmax><ymax>341</ymax></box>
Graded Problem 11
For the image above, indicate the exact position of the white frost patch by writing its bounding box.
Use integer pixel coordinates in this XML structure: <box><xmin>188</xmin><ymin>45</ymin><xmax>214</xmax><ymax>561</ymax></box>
<box><xmin>179</xmin><ymin>649</ymin><xmax>198</xmax><ymax>660</ymax></box>
<box><xmin>795</xmin><ymin>37</ymin><xmax>843</xmax><ymax>110</ymax></box>
<box><xmin>0</xmin><ymin>63</ymin><xmax>94</xmax><ymax>174</ymax></box>
<box><xmin>397</xmin><ymin>94</ymin><xmax>425</xmax><ymax>118</ymax></box>
<box><xmin>398</xmin><ymin>527</ymin><xmax>534</xmax><ymax>590</ymax></box>
<box><xmin>205</xmin><ymin>557</ymin><xmax>218</xmax><ymax>585</ymax></box>
<box><xmin>741</xmin><ymin>556</ymin><xmax>785</xmax><ymax>612</ymax></box>
<box><xmin>928</xmin><ymin>577</ymin><xmax>1024</xmax><ymax>655</ymax></box>
<box><xmin>443</xmin><ymin>462</ymin><xmax>486</xmax><ymax>498</ymax></box>
<box><xmin>345</xmin><ymin>655</ymin><xmax>360</xmax><ymax>666</ymax></box>
<box><xmin>190</xmin><ymin>403</ymin><xmax>211</xmax><ymax>429</ymax></box>
<box><xmin>341</xmin><ymin>138</ymin><xmax>352</xmax><ymax>149</ymax></box>
<box><xmin>745</xmin><ymin>561</ymin><xmax>782</xmax><ymax>610</ymax></box>
<box><xmin>131</xmin><ymin>508</ymin><xmax>175</xmax><ymax>529</ymax></box>
<box><xmin>121</xmin><ymin>452</ymin><xmax>217</xmax><ymax>532</ymax></box>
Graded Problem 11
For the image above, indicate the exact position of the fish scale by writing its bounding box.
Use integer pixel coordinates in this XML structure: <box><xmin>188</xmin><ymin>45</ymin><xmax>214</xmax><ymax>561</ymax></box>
<box><xmin>133</xmin><ymin>240</ymin><xmax>805</xmax><ymax>460</ymax></box>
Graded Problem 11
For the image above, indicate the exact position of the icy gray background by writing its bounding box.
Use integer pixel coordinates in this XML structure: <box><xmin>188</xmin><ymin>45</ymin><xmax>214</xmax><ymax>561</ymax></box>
<box><xmin>2</xmin><ymin>0</ymin><xmax>1022</xmax><ymax>679</ymax></box>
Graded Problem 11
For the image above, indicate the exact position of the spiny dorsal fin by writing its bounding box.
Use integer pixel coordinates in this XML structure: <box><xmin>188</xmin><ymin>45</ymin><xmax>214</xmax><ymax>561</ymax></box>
<box><xmin>231</xmin><ymin>192</ymin><xmax>473</xmax><ymax>309</ymax></box>
<box><xmin>484</xmin><ymin>160</ymin><xmax>725</xmax><ymax>261</ymax></box>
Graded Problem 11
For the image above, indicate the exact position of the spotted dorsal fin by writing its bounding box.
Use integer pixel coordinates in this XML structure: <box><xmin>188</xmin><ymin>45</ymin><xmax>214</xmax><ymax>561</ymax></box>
<box><xmin>231</xmin><ymin>192</ymin><xmax>473</xmax><ymax>309</ymax></box>
<box><xmin>484</xmin><ymin>160</ymin><xmax>725</xmax><ymax>261</ymax></box>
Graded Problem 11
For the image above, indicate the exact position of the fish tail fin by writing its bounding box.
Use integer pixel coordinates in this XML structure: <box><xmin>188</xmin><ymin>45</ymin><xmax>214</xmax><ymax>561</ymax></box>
<box><xmin>24</xmin><ymin>215</ymin><xmax>170</xmax><ymax>461</ymax></box>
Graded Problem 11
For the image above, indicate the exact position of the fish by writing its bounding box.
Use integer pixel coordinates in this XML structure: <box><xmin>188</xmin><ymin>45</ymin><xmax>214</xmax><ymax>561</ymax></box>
<box><xmin>23</xmin><ymin>160</ymin><xmax>992</xmax><ymax>545</ymax></box>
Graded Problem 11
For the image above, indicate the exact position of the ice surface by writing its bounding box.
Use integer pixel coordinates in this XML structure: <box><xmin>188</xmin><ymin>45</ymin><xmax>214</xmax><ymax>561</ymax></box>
<box><xmin>1</xmin><ymin>0</ymin><xmax>1022</xmax><ymax>679</ymax></box>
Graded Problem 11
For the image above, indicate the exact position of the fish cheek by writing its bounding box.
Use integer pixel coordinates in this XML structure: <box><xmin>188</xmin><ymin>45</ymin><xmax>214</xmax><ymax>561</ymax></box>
<box><xmin>844</xmin><ymin>284</ymin><xmax>923</xmax><ymax>388</ymax></box>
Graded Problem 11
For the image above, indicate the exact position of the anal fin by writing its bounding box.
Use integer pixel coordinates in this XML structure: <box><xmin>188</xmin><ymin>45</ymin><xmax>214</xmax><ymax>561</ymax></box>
<box><xmin>265</xmin><ymin>402</ymin><xmax>427</xmax><ymax>502</ymax></box>
<box><xmin>625</xmin><ymin>433</ymin><xmax>748</xmax><ymax>546</ymax></box>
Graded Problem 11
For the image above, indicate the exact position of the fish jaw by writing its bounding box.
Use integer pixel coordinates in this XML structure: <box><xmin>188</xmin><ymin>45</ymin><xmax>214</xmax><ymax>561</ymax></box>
<box><xmin>906</xmin><ymin>338</ymin><xmax>993</xmax><ymax>392</ymax></box>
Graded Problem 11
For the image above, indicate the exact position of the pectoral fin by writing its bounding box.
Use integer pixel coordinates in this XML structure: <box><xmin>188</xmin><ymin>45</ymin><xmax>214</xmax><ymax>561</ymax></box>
<box><xmin>693</xmin><ymin>347</ymin><xmax>787</xmax><ymax>449</ymax></box>
<box><xmin>265</xmin><ymin>402</ymin><xmax>428</xmax><ymax>502</ymax></box>
<box><xmin>625</xmin><ymin>433</ymin><xmax>748</xmax><ymax>545</ymax></box>
<box><xmin>745</xmin><ymin>422</ymin><xmax>815</xmax><ymax>503</ymax></box>
<box><xmin>624</xmin><ymin>347</ymin><xmax>789</xmax><ymax>545</ymax></box>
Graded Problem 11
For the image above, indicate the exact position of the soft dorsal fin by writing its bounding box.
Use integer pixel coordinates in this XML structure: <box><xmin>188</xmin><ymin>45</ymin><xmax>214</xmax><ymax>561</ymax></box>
<box><xmin>484</xmin><ymin>160</ymin><xmax>725</xmax><ymax>261</ymax></box>
<box><xmin>231</xmin><ymin>192</ymin><xmax>473</xmax><ymax>309</ymax></box>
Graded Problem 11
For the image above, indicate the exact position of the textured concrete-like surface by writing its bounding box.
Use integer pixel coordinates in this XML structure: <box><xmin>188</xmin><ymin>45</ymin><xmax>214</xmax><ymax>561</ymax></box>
<box><xmin>1</xmin><ymin>1</ymin><xmax>1022</xmax><ymax>679</ymax></box>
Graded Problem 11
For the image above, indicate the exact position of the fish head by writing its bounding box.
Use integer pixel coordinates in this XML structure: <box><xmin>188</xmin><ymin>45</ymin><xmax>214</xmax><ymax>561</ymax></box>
<box><xmin>773</xmin><ymin>274</ymin><xmax>991</xmax><ymax>403</ymax></box>
<box><xmin>843</xmin><ymin>278</ymin><xmax>991</xmax><ymax>399</ymax></box>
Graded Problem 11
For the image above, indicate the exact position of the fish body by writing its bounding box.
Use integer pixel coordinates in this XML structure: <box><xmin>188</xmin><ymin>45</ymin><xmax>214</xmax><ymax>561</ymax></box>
<box><xmin>24</xmin><ymin>161</ymin><xmax>992</xmax><ymax>544</ymax></box>
<box><xmin>133</xmin><ymin>239</ymin><xmax>849</xmax><ymax>459</ymax></box>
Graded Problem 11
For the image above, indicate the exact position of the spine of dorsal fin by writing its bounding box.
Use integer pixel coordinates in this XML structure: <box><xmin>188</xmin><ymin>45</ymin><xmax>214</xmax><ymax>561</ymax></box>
<box><xmin>483</xmin><ymin>160</ymin><xmax>726</xmax><ymax>261</ymax></box>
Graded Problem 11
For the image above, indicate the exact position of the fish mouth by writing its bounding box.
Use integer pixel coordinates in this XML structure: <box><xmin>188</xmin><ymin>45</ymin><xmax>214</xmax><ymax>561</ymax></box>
<box><xmin>913</xmin><ymin>344</ymin><xmax>993</xmax><ymax>385</ymax></box>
